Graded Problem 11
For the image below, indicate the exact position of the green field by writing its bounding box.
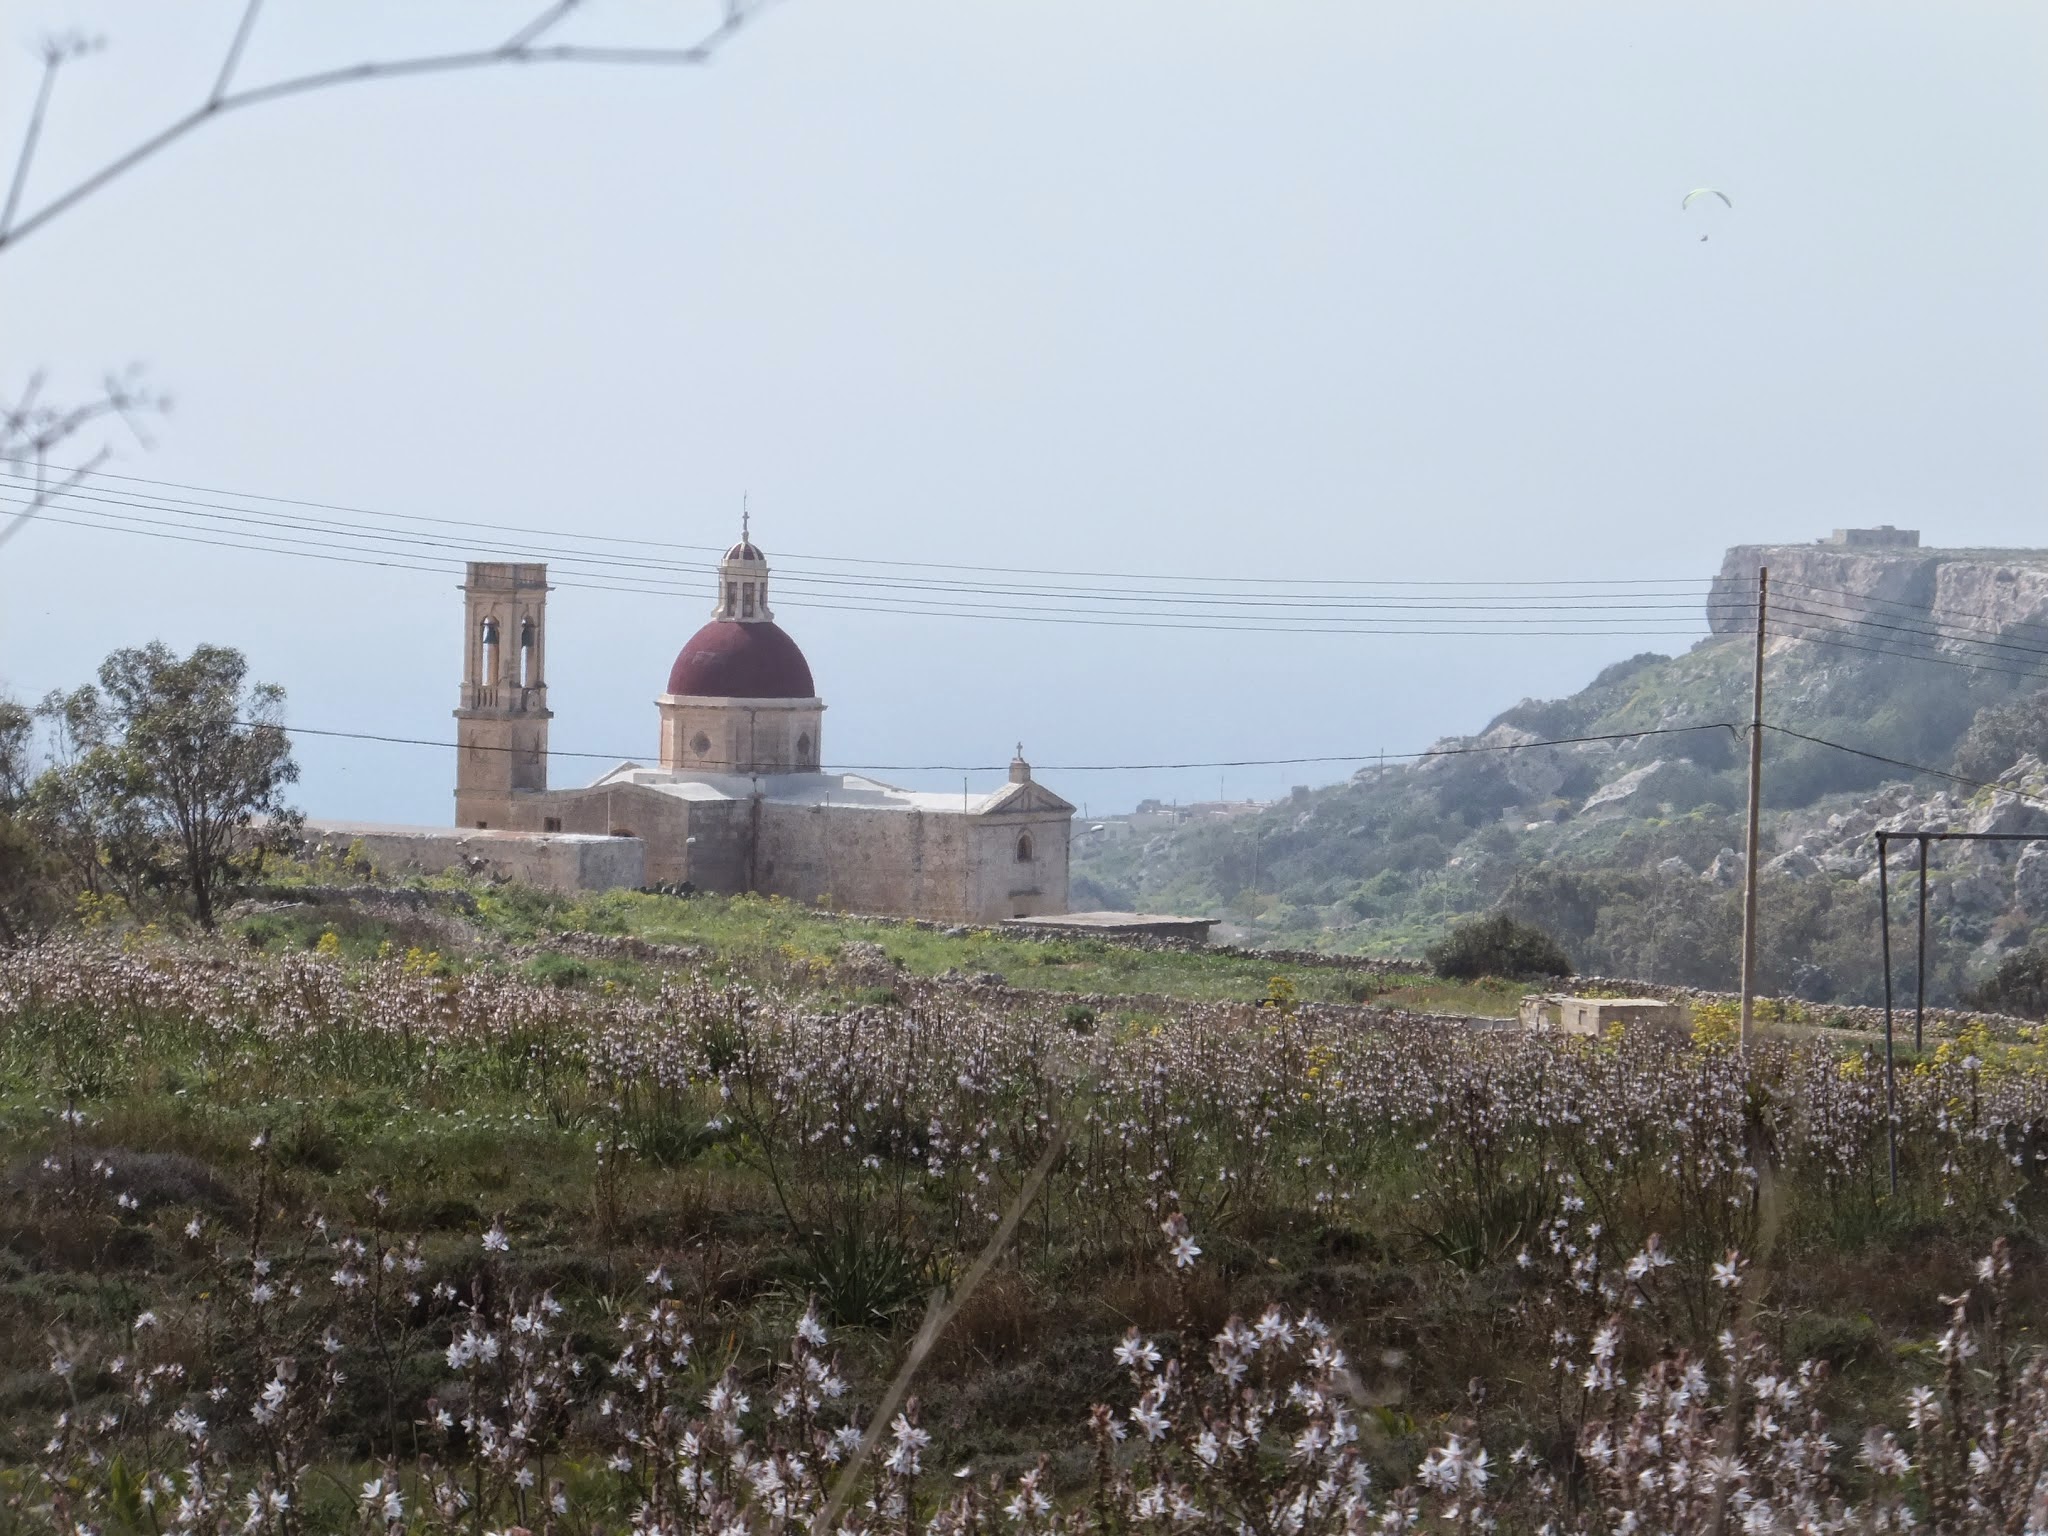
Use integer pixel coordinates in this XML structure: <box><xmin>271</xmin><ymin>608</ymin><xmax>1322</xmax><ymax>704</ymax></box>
<box><xmin>3</xmin><ymin>879</ymin><xmax>2046</xmax><ymax>1530</ymax></box>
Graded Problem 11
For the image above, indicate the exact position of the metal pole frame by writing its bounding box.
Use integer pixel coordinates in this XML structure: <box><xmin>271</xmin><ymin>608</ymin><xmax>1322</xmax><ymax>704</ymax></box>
<box><xmin>1738</xmin><ymin>566</ymin><xmax>1769</xmax><ymax>1049</ymax></box>
<box><xmin>1863</xmin><ymin>825</ymin><xmax>2048</xmax><ymax>1200</ymax></box>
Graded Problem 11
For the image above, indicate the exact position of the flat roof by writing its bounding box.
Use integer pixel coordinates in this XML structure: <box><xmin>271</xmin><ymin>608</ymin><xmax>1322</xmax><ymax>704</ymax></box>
<box><xmin>1004</xmin><ymin>911</ymin><xmax>1218</xmax><ymax>931</ymax></box>
<box><xmin>303</xmin><ymin>819</ymin><xmax>627</xmax><ymax>845</ymax></box>
<box><xmin>587</xmin><ymin>765</ymin><xmax>1031</xmax><ymax>815</ymax></box>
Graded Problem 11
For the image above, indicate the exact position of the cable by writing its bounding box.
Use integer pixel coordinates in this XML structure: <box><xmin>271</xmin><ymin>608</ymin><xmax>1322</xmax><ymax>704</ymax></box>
<box><xmin>0</xmin><ymin>456</ymin><xmax>1720</xmax><ymax>587</ymax></box>
<box><xmin>1769</xmin><ymin>620</ymin><xmax>2048</xmax><ymax>687</ymax></box>
<box><xmin>254</xmin><ymin>718</ymin><xmax>1742</xmax><ymax>775</ymax></box>
<box><xmin>1769</xmin><ymin>599</ymin><xmax>2048</xmax><ymax>664</ymax></box>
<box><xmin>1776</xmin><ymin>578</ymin><xmax>2048</xmax><ymax>647</ymax></box>
<box><xmin>1761</xmin><ymin>724</ymin><xmax>2048</xmax><ymax>811</ymax></box>
<box><xmin>0</xmin><ymin>477</ymin><xmax>1731</xmax><ymax>612</ymax></box>
<box><xmin>13</xmin><ymin>507</ymin><xmax>1729</xmax><ymax>638</ymax></box>
<box><xmin>1769</xmin><ymin>585</ymin><xmax>2048</xmax><ymax>659</ymax></box>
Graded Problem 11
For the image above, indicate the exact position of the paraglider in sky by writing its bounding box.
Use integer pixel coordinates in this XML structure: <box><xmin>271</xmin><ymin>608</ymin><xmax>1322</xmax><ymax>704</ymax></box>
<box><xmin>1682</xmin><ymin>188</ymin><xmax>1731</xmax><ymax>239</ymax></box>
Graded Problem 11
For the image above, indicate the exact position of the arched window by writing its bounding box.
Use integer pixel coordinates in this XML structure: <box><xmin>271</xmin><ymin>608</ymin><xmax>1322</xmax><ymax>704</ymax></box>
<box><xmin>741</xmin><ymin>582</ymin><xmax>756</xmax><ymax>618</ymax></box>
<box><xmin>1016</xmin><ymin>832</ymin><xmax>1034</xmax><ymax>863</ymax></box>
<box><xmin>796</xmin><ymin>732</ymin><xmax>812</xmax><ymax>763</ymax></box>
<box><xmin>518</xmin><ymin>617</ymin><xmax>535</xmax><ymax>687</ymax></box>
<box><xmin>725</xmin><ymin>582</ymin><xmax>739</xmax><ymax>615</ymax></box>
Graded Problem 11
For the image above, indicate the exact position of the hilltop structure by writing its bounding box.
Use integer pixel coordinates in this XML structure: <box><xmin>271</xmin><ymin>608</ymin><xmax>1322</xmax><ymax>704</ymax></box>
<box><xmin>320</xmin><ymin>528</ymin><xmax>1075</xmax><ymax>919</ymax></box>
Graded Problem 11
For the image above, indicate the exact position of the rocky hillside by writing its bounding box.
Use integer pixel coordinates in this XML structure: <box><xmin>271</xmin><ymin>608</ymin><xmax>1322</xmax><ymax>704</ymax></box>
<box><xmin>1073</xmin><ymin>535</ymin><xmax>2048</xmax><ymax>1005</ymax></box>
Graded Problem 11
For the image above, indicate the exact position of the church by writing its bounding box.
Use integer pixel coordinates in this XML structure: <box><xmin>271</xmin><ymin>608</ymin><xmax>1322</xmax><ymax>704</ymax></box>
<box><xmin>412</xmin><ymin>528</ymin><xmax>1076</xmax><ymax>921</ymax></box>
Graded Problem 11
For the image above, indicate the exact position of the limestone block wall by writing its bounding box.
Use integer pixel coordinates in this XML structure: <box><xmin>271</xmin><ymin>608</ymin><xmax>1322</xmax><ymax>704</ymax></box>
<box><xmin>453</xmin><ymin>714</ymin><xmax>549</xmax><ymax>821</ymax></box>
<box><xmin>501</xmin><ymin>783</ymin><xmax>749</xmax><ymax>889</ymax></box>
<box><xmin>969</xmin><ymin>814</ymin><xmax>1071</xmax><ymax>919</ymax></box>
<box><xmin>318</xmin><ymin>825</ymin><xmax>644</xmax><ymax>892</ymax></box>
<box><xmin>671</xmin><ymin>800</ymin><xmax>749</xmax><ymax>890</ymax></box>
<box><xmin>752</xmin><ymin>803</ymin><xmax>974</xmax><ymax>918</ymax></box>
<box><xmin>749</xmin><ymin>803</ymin><xmax>1071</xmax><ymax>921</ymax></box>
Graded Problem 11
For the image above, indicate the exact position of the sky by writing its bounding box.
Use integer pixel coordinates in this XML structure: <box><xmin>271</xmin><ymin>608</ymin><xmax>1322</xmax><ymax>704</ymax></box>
<box><xmin>3</xmin><ymin>0</ymin><xmax>2045</xmax><ymax>821</ymax></box>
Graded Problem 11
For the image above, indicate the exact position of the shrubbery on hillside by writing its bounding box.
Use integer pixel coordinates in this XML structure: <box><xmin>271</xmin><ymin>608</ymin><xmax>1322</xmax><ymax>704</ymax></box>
<box><xmin>1955</xmin><ymin>689</ymin><xmax>2048</xmax><ymax>782</ymax></box>
<box><xmin>1965</xmin><ymin>946</ymin><xmax>2048</xmax><ymax>1019</ymax></box>
<box><xmin>1425</xmin><ymin>911</ymin><xmax>1573</xmax><ymax>980</ymax></box>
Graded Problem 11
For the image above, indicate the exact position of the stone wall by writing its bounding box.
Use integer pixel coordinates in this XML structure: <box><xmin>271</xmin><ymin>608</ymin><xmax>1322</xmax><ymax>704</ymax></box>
<box><xmin>744</xmin><ymin>800</ymin><xmax>1071</xmax><ymax>923</ymax></box>
<box><xmin>305</xmin><ymin>823</ymin><xmax>643</xmax><ymax>893</ymax></box>
<box><xmin>966</xmin><ymin>812</ymin><xmax>1070</xmax><ymax>920</ymax></box>
<box><xmin>517</xmin><ymin>783</ymin><xmax>747</xmax><ymax>889</ymax></box>
<box><xmin>755</xmin><ymin>803</ymin><xmax>971</xmax><ymax>919</ymax></box>
<box><xmin>1567</xmin><ymin>972</ymin><xmax>2035</xmax><ymax>1042</ymax></box>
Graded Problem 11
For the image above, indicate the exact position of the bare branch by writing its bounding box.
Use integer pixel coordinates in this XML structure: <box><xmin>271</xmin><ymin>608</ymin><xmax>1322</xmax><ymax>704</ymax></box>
<box><xmin>502</xmin><ymin>0</ymin><xmax>584</xmax><ymax>52</ymax></box>
<box><xmin>0</xmin><ymin>446</ymin><xmax>106</xmax><ymax>552</ymax></box>
<box><xmin>1</xmin><ymin>35</ymin><xmax>98</xmax><ymax>240</ymax></box>
<box><xmin>0</xmin><ymin>370</ymin><xmax>167</xmax><ymax>550</ymax></box>
<box><xmin>210</xmin><ymin>0</ymin><xmax>265</xmax><ymax>105</ymax></box>
<box><xmin>0</xmin><ymin>3</ymin><xmax>769</xmax><ymax>257</ymax></box>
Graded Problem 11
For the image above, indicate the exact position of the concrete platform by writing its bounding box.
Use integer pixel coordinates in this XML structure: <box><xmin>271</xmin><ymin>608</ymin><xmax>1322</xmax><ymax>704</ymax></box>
<box><xmin>1001</xmin><ymin>911</ymin><xmax>1218</xmax><ymax>943</ymax></box>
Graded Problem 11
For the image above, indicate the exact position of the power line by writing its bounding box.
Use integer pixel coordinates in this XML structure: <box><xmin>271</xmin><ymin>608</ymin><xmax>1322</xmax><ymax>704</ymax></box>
<box><xmin>1769</xmin><ymin>598</ymin><xmax>2048</xmax><ymax>664</ymax></box>
<box><xmin>1762</xmin><ymin>724</ymin><xmax>2048</xmax><ymax>811</ymax></box>
<box><xmin>1771</xmin><ymin>588</ymin><xmax>2048</xmax><ymax>660</ymax></box>
<box><xmin>256</xmin><ymin>718</ymin><xmax>1741</xmax><ymax>775</ymax></box>
<box><xmin>1769</xmin><ymin>619</ymin><xmax>2048</xmax><ymax>687</ymax></box>
<box><xmin>1775</xmin><ymin>578</ymin><xmax>2048</xmax><ymax>647</ymax></box>
<box><xmin>0</xmin><ymin>477</ymin><xmax>1729</xmax><ymax>611</ymax></box>
<box><xmin>11</xmin><ymin>504</ymin><xmax>1731</xmax><ymax>638</ymax></box>
<box><xmin>0</xmin><ymin>456</ymin><xmax>1718</xmax><ymax>588</ymax></box>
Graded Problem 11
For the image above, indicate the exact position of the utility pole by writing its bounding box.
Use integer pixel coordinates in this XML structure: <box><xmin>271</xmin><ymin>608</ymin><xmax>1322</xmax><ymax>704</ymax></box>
<box><xmin>1878</xmin><ymin>830</ymin><xmax>1898</xmax><ymax>1194</ymax></box>
<box><xmin>1738</xmin><ymin>566</ymin><xmax>1769</xmax><ymax>1049</ymax></box>
<box><xmin>1915</xmin><ymin>835</ymin><xmax>1930</xmax><ymax>1053</ymax></box>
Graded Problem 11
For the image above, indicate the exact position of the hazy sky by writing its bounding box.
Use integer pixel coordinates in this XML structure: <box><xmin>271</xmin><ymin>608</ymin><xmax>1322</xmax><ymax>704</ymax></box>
<box><xmin>4</xmin><ymin>1</ymin><xmax>2045</xmax><ymax>821</ymax></box>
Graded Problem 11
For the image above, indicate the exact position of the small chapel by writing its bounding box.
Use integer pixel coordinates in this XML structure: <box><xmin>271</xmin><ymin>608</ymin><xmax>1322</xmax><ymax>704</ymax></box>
<box><xmin>429</xmin><ymin>528</ymin><xmax>1075</xmax><ymax>921</ymax></box>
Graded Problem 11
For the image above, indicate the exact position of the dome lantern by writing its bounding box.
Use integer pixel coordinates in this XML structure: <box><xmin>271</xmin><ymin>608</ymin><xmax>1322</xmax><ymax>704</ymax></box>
<box><xmin>711</xmin><ymin>503</ymin><xmax>773</xmax><ymax>622</ymax></box>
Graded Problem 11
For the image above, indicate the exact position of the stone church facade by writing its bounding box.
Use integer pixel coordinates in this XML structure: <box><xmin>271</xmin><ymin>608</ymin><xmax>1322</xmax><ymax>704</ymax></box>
<box><xmin>437</xmin><ymin>532</ymin><xmax>1074</xmax><ymax>921</ymax></box>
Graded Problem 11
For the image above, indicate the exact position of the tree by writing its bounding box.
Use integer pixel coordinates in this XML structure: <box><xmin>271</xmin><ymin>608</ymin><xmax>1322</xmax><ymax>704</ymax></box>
<box><xmin>1426</xmin><ymin>912</ymin><xmax>1574</xmax><ymax>981</ymax></box>
<box><xmin>64</xmin><ymin>643</ymin><xmax>300</xmax><ymax>928</ymax></box>
<box><xmin>0</xmin><ymin>694</ymin><xmax>57</xmax><ymax>944</ymax></box>
<box><xmin>1964</xmin><ymin>948</ymin><xmax>2048</xmax><ymax>1020</ymax></box>
<box><xmin>27</xmin><ymin>683</ymin><xmax>162</xmax><ymax>913</ymax></box>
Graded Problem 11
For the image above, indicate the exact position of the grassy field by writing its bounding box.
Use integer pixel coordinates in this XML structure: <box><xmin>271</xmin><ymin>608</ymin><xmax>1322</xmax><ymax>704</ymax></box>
<box><xmin>4</xmin><ymin>881</ymin><xmax>2048</xmax><ymax>1529</ymax></box>
<box><xmin>242</xmin><ymin>876</ymin><xmax>1530</xmax><ymax>1017</ymax></box>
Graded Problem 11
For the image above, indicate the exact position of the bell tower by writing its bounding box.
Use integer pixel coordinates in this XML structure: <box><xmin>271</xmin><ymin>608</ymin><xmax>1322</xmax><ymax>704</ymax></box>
<box><xmin>454</xmin><ymin>562</ymin><xmax>552</xmax><ymax>828</ymax></box>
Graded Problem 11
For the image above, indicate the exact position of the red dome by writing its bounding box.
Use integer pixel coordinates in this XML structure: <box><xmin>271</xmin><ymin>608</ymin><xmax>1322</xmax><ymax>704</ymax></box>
<box><xmin>667</xmin><ymin>620</ymin><xmax>815</xmax><ymax>699</ymax></box>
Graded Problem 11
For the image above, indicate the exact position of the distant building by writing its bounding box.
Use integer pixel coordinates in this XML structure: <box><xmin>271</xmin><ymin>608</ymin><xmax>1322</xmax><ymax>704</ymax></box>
<box><xmin>1824</xmin><ymin>526</ymin><xmax>1920</xmax><ymax>549</ymax></box>
<box><xmin>317</xmin><ymin>528</ymin><xmax>1075</xmax><ymax>919</ymax></box>
<box><xmin>1520</xmin><ymin>994</ymin><xmax>1683</xmax><ymax>1035</ymax></box>
<box><xmin>1123</xmin><ymin>798</ymin><xmax>1272</xmax><ymax>829</ymax></box>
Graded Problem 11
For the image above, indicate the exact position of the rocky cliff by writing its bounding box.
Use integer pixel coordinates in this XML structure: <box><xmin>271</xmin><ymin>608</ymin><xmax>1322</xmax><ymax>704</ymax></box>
<box><xmin>1710</xmin><ymin>541</ymin><xmax>2048</xmax><ymax>640</ymax></box>
<box><xmin>1076</xmin><ymin>536</ymin><xmax>2048</xmax><ymax>1005</ymax></box>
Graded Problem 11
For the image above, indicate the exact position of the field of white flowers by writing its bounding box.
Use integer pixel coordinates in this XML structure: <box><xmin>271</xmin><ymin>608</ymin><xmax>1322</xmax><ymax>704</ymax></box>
<box><xmin>5</xmin><ymin>933</ymin><xmax>2048</xmax><ymax>1531</ymax></box>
